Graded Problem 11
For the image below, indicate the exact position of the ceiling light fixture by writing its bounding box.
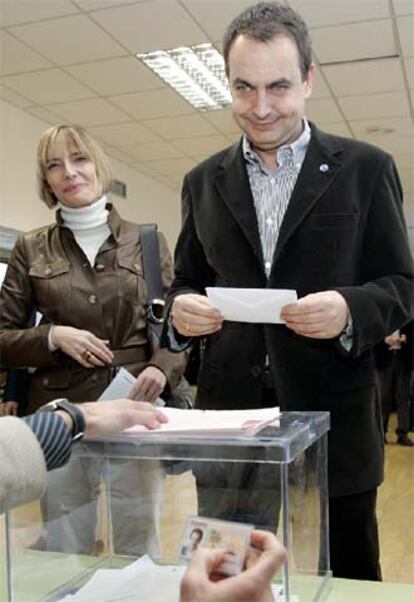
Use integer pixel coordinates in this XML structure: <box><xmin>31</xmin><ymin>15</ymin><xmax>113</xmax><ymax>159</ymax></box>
<box><xmin>137</xmin><ymin>43</ymin><xmax>231</xmax><ymax>111</ymax></box>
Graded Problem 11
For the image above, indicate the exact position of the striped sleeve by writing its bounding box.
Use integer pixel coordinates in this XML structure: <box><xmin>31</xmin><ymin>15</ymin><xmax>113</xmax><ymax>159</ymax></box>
<box><xmin>23</xmin><ymin>413</ymin><xmax>72</xmax><ymax>471</ymax></box>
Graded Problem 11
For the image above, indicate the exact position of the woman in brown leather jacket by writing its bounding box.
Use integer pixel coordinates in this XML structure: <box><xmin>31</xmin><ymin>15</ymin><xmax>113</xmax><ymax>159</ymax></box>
<box><xmin>0</xmin><ymin>124</ymin><xmax>185</xmax><ymax>555</ymax></box>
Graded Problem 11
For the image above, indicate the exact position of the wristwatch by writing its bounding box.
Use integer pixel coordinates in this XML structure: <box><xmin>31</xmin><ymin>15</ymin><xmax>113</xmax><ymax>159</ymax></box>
<box><xmin>39</xmin><ymin>398</ymin><xmax>86</xmax><ymax>441</ymax></box>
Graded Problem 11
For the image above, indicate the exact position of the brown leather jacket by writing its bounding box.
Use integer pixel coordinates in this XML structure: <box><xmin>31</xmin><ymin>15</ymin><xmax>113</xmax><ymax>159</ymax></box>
<box><xmin>0</xmin><ymin>205</ymin><xmax>186</xmax><ymax>412</ymax></box>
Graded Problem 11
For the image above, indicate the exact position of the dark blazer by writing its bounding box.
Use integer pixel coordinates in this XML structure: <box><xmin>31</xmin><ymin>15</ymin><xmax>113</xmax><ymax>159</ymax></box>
<box><xmin>164</xmin><ymin>123</ymin><xmax>414</xmax><ymax>497</ymax></box>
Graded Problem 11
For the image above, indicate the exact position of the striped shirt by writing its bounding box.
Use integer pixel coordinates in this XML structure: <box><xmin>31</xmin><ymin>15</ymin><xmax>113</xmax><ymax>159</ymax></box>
<box><xmin>243</xmin><ymin>120</ymin><xmax>311</xmax><ymax>277</ymax></box>
<box><xmin>24</xmin><ymin>412</ymin><xmax>72</xmax><ymax>471</ymax></box>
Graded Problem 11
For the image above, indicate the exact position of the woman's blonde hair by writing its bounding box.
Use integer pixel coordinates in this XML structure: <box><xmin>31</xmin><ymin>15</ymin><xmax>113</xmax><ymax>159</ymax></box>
<box><xmin>37</xmin><ymin>125</ymin><xmax>113</xmax><ymax>208</ymax></box>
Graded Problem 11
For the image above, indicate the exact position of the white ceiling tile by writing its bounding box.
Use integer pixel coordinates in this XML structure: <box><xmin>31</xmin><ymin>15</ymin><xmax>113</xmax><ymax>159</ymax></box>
<box><xmin>312</xmin><ymin>20</ymin><xmax>396</xmax><ymax>64</ymax></box>
<box><xmin>45</xmin><ymin>98</ymin><xmax>131</xmax><ymax>126</ymax></box>
<box><xmin>143</xmin><ymin>157</ymin><xmax>196</xmax><ymax>177</ymax></box>
<box><xmin>350</xmin><ymin>117</ymin><xmax>413</xmax><ymax>138</ymax></box>
<box><xmin>322</xmin><ymin>58</ymin><xmax>405</xmax><ymax>96</ymax></box>
<box><xmin>397</xmin><ymin>15</ymin><xmax>414</xmax><ymax>56</ymax></box>
<box><xmin>393</xmin><ymin>0</ymin><xmax>414</xmax><ymax>15</ymax></box>
<box><xmin>104</xmin><ymin>146</ymin><xmax>137</xmax><ymax>164</ymax></box>
<box><xmin>180</xmin><ymin>0</ymin><xmax>256</xmax><ymax>42</ymax></box>
<box><xmin>321</xmin><ymin>122</ymin><xmax>353</xmax><ymax>137</ymax></box>
<box><xmin>0</xmin><ymin>31</ymin><xmax>53</xmax><ymax>76</ymax></box>
<box><xmin>24</xmin><ymin>106</ymin><xmax>64</xmax><ymax>125</ymax></box>
<box><xmin>0</xmin><ymin>84</ymin><xmax>32</xmax><ymax>108</ymax></box>
<box><xmin>129</xmin><ymin>162</ymin><xmax>164</xmax><ymax>178</ymax></box>
<box><xmin>88</xmin><ymin>122</ymin><xmax>161</xmax><ymax>146</ymax></box>
<box><xmin>65</xmin><ymin>57</ymin><xmax>161</xmax><ymax>95</ymax></box>
<box><xmin>173</xmin><ymin>134</ymin><xmax>230</xmax><ymax>156</ymax></box>
<box><xmin>338</xmin><ymin>91</ymin><xmax>411</xmax><ymax>120</ymax></box>
<box><xmin>91</xmin><ymin>0</ymin><xmax>207</xmax><ymax>54</ymax></box>
<box><xmin>0</xmin><ymin>69</ymin><xmax>96</xmax><ymax>104</ymax></box>
<box><xmin>118</xmin><ymin>141</ymin><xmax>186</xmax><ymax>162</ymax></box>
<box><xmin>9</xmin><ymin>15</ymin><xmax>127</xmax><ymax>65</ymax></box>
<box><xmin>311</xmin><ymin>68</ymin><xmax>331</xmax><ymax>99</ymax></box>
<box><xmin>143</xmin><ymin>114</ymin><xmax>219</xmax><ymax>139</ymax></box>
<box><xmin>0</xmin><ymin>0</ymin><xmax>79</xmax><ymax>27</ymax></box>
<box><xmin>405</xmin><ymin>58</ymin><xmax>414</xmax><ymax>88</ymax></box>
<box><xmin>306</xmin><ymin>98</ymin><xmax>343</xmax><ymax>123</ymax></box>
<box><xmin>288</xmin><ymin>0</ymin><xmax>390</xmax><ymax>27</ymax></box>
<box><xmin>73</xmin><ymin>0</ymin><xmax>143</xmax><ymax>10</ymax></box>
<box><xmin>203</xmin><ymin>109</ymin><xmax>239</xmax><ymax>134</ymax></box>
<box><xmin>109</xmin><ymin>88</ymin><xmax>193</xmax><ymax>120</ymax></box>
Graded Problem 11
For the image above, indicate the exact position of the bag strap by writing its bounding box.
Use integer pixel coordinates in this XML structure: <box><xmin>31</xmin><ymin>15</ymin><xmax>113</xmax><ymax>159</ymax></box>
<box><xmin>139</xmin><ymin>223</ymin><xmax>163</xmax><ymax>301</ymax></box>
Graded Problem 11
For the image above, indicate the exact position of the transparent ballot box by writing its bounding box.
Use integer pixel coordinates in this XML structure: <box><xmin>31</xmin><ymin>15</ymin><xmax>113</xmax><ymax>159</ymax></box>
<box><xmin>4</xmin><ymin>411</ymin><xmax>331</xmax><ymax>602</ymax></box>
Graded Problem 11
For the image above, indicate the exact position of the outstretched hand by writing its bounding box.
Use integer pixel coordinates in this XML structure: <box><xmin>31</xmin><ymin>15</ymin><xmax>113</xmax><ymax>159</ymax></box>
<box><xmin>77</xmin><ymin>399</ymin><xmax>168</xmax><ymax>437</ymax></box>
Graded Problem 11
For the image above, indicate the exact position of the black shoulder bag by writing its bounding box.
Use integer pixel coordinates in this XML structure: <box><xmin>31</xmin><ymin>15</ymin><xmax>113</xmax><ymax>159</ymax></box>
<box><xmin>139</xmin><ymin>224</ymin><xmax>193</xmax><ymax>409</ymax></box>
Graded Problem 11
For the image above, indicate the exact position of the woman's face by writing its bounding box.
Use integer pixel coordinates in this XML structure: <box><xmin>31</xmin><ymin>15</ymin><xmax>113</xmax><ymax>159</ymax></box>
<box><xmin>44</xmin><ymin>136</ymin><xmax>101</xmax><ymax>208</ymax></box>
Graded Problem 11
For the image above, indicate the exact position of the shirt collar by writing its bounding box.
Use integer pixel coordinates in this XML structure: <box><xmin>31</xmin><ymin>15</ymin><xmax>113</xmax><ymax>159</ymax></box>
<box><xmin>242</xmin><ymin>118</ymin><xmax>311</xmax><ymax>170</ymax></box>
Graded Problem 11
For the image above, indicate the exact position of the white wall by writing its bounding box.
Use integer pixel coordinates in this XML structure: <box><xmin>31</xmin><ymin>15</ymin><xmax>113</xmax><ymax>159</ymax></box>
<box><xmin>0</xmin><ymin>99</ymin><xmax>181</xmax><ymax>251</ymax></box>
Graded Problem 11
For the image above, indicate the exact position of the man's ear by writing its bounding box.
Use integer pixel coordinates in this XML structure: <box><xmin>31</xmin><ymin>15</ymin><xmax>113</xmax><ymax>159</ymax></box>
<box><xmin>303</xmin><ymin>64</ymin><xmax>315</xmax><ymax>99</ymax></box>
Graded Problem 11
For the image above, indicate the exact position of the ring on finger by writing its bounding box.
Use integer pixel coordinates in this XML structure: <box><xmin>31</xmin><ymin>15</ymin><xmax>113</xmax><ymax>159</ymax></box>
<box><xmin>82</xmin><ymin>349</ymin><xmax>92</xmax><ymax>362</ymax></box>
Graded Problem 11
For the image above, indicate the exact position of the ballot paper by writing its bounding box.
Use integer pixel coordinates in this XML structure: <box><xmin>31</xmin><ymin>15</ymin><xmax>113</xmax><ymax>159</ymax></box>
<box><xmin>98</xmin><ymin>367</ymin><xmax>164</xmax><ymax>406</ymax></box>
<box><xmin>206</xmin><ymin>287</ymin><xmax>297</xmax><ymax>324</ymax></box>
<box><xmin>56</xmin><ymin>555</ymin><xmax>287</xmax><ymax>601</ymax></box>
<box><xmin>123</xmin><ymin>406</ymin><xmax>280</xmax><ymax>438</ymax></box>
<box><xmin>98</xmin><ymin>367</ymin><xmax>136</xmax><ymax>401</ymax></box>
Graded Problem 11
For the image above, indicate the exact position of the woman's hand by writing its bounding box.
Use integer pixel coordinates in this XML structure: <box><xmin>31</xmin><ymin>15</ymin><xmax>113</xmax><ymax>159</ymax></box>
<box><xmin>2</xmin><ymin>401</ymin><xmax>19</xmax><ymax>416</ymax></box>
<box><xmin>50</xmin><ymin>325</ymin><xmax>114</xmax><ymax>368</ymax></box>
<box><xmin>128</xmin><ymin>366</ymin><xmax>167</xmax><ymax>403</ymax></box>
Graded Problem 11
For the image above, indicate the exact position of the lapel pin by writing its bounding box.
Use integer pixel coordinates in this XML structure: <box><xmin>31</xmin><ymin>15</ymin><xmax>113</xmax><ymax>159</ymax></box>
<box><xmin>319</xmin><ymin>163</ymin><xmax>329</xmax><ymax>173</ymax></box>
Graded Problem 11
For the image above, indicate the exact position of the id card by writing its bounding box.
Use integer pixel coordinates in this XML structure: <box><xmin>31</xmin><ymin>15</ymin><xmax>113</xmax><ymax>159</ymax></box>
<box><xmin>179</xmin><ymin>515</ymin><xmax>253</xmax><ymax>576</ymax></box>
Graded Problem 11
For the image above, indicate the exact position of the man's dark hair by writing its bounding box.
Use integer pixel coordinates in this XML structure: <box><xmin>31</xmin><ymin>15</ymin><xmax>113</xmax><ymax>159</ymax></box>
<box><xmin>223</xmin><ymin>2</ymin><xmax>312</xmax><ymax>79</ymax></box>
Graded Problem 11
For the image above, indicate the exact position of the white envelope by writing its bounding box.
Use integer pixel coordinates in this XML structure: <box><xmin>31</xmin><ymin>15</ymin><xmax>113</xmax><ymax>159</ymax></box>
<box><xmin>206</xmin><ymin>287</ymin><xmax>297</xmax><ymax>324</ymax></box>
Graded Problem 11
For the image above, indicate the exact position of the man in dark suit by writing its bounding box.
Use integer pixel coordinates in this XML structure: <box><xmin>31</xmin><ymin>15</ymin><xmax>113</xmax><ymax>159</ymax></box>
<box><xmin>163</xmin><ymin>2</ymin><xmax>414</xmax><ymax>581</ymax></box>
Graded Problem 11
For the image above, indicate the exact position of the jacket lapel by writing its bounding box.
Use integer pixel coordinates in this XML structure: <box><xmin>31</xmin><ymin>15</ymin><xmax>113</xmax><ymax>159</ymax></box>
<box><xmin>214</xmin><ymin>140</ymin><xmax>265</xmax><ymax>271</ymax></box>
<box><xmin>273</xmin><ymin>125</ymin><xmax>344</xmax><ymax>264</ymax></box>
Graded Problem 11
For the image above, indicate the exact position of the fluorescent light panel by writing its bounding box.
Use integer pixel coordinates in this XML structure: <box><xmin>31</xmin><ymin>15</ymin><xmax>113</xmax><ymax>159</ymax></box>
<box><xmin>137</xmin><ymin>43</ymin><xmax>231</xmax><ymax>111</ymax></box>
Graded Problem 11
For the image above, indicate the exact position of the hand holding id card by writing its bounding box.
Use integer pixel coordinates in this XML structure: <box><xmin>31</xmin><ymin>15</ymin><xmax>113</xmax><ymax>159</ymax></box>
<box><xmin>179</xmin><ymin>515</ymin><xmax>253</xmax><ymax>576</ymax></box>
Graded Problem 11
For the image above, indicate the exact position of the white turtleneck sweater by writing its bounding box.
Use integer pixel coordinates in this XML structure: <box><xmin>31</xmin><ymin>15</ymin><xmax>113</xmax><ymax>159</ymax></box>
<box><xmin>58</xmin><ymin>196</ymin><xmax>111</xmax><ymax>266</ymax></box>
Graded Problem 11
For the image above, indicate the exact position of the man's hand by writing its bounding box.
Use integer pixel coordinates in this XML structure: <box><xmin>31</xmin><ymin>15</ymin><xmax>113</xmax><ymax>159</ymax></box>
<box><xmin>384</xmin><ymin>331</ymin><xmax>406</xmax><ymax>348</ymax></box>
<box><xmin>172</xmin><ymin>294</ymin><xmax>223</xmax><ymax>337</ymax></box>
<box><xmin>180</xmin><ymin>530</ymin><xmax>286</xmax><ymax>602</ymax></box>
<box><xmin>280</xmin><ymin>291</ymin><xmax>349</xmax><ymax>339</ymax></box>
<box><xmin>2</xmin><ymin>401</ymin><xmax>18</xmax><ymax>416</ymax></box>
<box><xmin>72</xmin><ymin>399</ymin><xmax>168</xmax><ymax>437</ymax></box>
<box><xmin>128</xmin><ymin>367</ymin><xmax>167</xmax><ymax>403</ymax></box>
<box><xmin>50</xmin><ymin>325</ymin><xmax>114</xmax><ymax>367</ymax></box>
